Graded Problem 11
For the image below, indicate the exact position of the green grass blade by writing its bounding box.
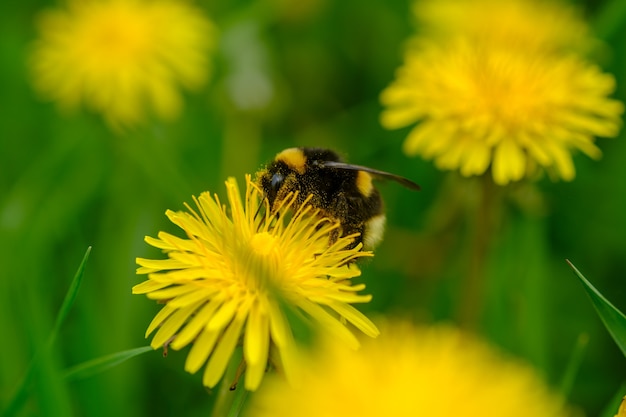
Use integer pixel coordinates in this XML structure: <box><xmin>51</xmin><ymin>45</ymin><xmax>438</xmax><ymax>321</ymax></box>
<box><xmin>64</xmin><ymin>346</ymin><xmax>153</xmax><ymax>381</ymax></box>
<box><xmin>2</xmin><ymin>246</ymin><xmax>92</xmax><ymax>417</ymax></box>
<box><xmin>227</xmin><ymin>385</ymin><xmax>250</xmax><ymax>417</ymax></box>
<box><xmin>558</xmin><ymin>333</ymin><xmax>589</xmax><ymax>397</ymax></box>
<box><xmin>51</xmin><ymin>246</ymin><xmax>92</xmax><ymax>342</ymax></box>
<box><xmin>600</xmin><ymin>382</ymin><xmax>626</xmax><ymax>417</ymax></box>
<box><xmin>567</xmin><ymin>259</ymin><xmax>626</xmax><ymax>357</ymax></box>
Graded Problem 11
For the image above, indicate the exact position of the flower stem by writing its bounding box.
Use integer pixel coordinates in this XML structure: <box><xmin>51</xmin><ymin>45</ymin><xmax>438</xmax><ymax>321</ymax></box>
<box><xmin>456</xmin><ymin>175</ymin><xmax>501</xmax><ymax>329</ymax></box>
<box><xmin>227</xmin><ymin>386</ymin><xmax>250</xmax><ymax>417</ymax></box>
<box><xmin>211</xmin><ymin>350</ymin><xmax>248</xmax><ymax>417</ymax></box>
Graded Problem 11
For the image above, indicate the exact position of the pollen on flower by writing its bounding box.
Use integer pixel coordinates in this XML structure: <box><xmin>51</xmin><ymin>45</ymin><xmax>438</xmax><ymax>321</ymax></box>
<box><xmin>133</xmin><ymin>175</ymin><xmax>378</xmax><ymax>391</ymax></box>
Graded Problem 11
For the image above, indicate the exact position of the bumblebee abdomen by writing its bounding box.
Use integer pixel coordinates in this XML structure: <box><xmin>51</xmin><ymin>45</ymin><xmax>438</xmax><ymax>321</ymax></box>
<box><xmin>363</xmin><ymin>214</ymin><xmax>386</xmax><ymax>249</ymax></box>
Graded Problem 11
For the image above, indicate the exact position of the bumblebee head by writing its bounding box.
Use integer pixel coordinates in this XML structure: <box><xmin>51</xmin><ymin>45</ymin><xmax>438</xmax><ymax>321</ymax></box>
<box><xmin>255</xmin><ymin>148</ymin><xmax>304</xmax><ymax>209</ymax></box>
<box><xmin>260</xmin><ymin>167</ymin><xmax>286</xmax><ymax>207</ymax></box>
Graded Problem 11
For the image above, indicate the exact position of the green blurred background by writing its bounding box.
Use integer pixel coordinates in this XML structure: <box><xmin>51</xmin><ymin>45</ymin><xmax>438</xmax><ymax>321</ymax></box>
<box><xmin>1</xmin><ymin>0</ymin><xmax>625</xmax><ymax>416</ymax></box>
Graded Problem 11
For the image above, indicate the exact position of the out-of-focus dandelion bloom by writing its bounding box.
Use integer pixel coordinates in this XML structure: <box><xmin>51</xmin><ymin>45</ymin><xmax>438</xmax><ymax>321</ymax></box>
<box><xmin>381</xmin><ymin>41</ymin><xmax>623</xmax><ymax>185</ymax></box>
<box><xmin>30</xmin><ymin>0</ymin><xmax>215</xmax><ymax>129</ymax></box>
<box><xmin>380</xmin><ymin>0</ymin><xmax>623</xmax><ymax>186</ymax></box>
<box><xmin>133</xmin><ymin>175</ymin><xmax>378</xmax><ymax>391</ymax></box>
<box><xmin>247</xmin><ymin>322</ymin><xmax>570</xmax><ymax>417</ymax></box>
<box><xmin>413</xmin><ymin>0</ymin><xmax>591</xmax><ymax>53</ymax></box>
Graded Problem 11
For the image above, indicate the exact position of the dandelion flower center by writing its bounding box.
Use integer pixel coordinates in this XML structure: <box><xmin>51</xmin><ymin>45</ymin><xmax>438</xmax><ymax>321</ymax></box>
<box><xmin>82</xmin><ymin>4</ymin><xmax>152</xmax><ymax>64</ymax></box>
<box><xmin>235</xmin><ymin>232</ymin><xmax>280</xmax><ymax>292</ymax></box>
<box><xmin>250</xmin><ymin>232</ymin><xmax>279</xmax><ymax>259</ymax></box>
<box><xmin>444</xmin><ymin>46</ymin><xmax>564</xmax><ymax>133</ymax></box>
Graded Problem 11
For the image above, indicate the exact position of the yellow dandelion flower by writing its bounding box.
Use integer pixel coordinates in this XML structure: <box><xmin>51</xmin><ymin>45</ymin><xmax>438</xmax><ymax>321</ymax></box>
<box><xmin>381</xmin><ymin>39</ymin><xmax>623</xmax><ymax>185</ymax></box>
<box><xmin>247</xmin><ymin>322</ymin><xmax>570</xmax><ymax>417</ymax></box>
<box><xmin>30</xmin><ymin>0</ymin><xmax>215</xmax><ymax>129</ymax></box>
<box><xmin>133</xmin><ymin>175</ymin><xmax>379</xmax><ymax>391</ymax></box>
<box><xmin>413</xmin><ymin>0</ymin><xmax>590</xmax><ymax>53</ymax></box>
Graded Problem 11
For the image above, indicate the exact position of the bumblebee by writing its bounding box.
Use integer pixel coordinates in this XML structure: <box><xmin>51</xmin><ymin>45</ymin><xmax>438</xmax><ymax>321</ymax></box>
<box><xmin>255</xmin><ymin>147</ymin><xmax>420</xmax><ymax>250</ymax></box>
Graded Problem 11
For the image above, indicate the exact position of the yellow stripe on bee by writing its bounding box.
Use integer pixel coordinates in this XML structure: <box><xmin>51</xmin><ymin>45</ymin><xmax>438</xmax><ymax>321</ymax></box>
<box><xmin>275</xmin><ymin>148</ymin><xmax>307</xmax><ymax>174</ymax></box>
<box><xmin>356</xmin><ymin>171</ymin><xmax>374</xmax><ymax>197</ymax></box>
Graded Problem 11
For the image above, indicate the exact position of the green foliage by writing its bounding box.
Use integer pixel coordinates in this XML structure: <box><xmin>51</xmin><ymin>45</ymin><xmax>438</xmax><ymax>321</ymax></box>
<box><xmin>3</xmin><ymin>247</ymin><xmax>90</xmax><ymax>417</ymax></box>
<box><xmin>1</xmin><ymin>0</ymin><xmax>626</xmax><ymax>416</ymax></box>
<box><xmin>63</xmin><ymin>346</ymin><xmax>153</xmax><ymax>382</ymax></box>
<box><xmin>568</xmin><ymin>260</ymin><xmax>626</xmax><ymax>358</ymax></box>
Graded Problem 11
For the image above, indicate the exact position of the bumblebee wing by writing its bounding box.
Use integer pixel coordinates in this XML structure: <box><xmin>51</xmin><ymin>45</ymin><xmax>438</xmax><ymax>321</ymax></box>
<box><xmin>321</xmin><ymin>161</ymin><xmax>421</xmax><ymax>191</ymax></box>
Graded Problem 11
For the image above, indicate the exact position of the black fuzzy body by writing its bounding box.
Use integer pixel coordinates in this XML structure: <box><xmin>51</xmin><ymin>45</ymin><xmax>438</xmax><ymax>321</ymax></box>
<box><xmin>256</xmin><ymin>148</ymin><xmax>384</xmax><ymax>249</ymax></box>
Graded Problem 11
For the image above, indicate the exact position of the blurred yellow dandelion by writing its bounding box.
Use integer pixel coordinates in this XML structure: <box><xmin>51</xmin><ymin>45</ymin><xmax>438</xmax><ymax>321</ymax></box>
<box><xmin>30</xmin><ymin>0</ymin><xmax>216</xmax><ymax>129</ymax></box>
<box><xmin>133</xmin><ymin>175</ymin><xmax>378</xmax><ymax>391</ymax></box>
<box><xmin>247</xmin><ymin>322</ymin><xmax>570</xmax><ymax>417</ymax></box>
<box><xmin>381</xmin><ymin>42</ymin><xmax>623</xmax><ymax>185</ymax></box>
<box><xmin>413</xmin><ymin>0</ymin><xmax>591</xmax><ymax>53</ymax></box>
